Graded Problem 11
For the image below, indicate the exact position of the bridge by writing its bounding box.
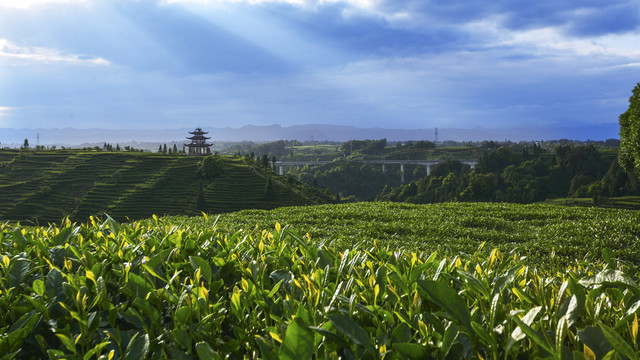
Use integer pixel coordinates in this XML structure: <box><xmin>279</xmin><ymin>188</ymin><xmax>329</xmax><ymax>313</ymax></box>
<box><xmin>275</xmin><ymin>159</ymin><xmax>478</xmax><ymax>183</ymax></box>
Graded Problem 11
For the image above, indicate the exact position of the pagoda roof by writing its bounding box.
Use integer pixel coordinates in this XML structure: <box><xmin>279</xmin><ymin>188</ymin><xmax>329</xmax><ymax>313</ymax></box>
<box><xmin>187</xmin><ymin>135</ymin><xmax>211</xmax><ymax>140</ymax></box>
<box><xmin>184</xmin><ymin>143</ymin><xmax>213</xmax><ymax>147</ymax></box>
<box><xmin>189</xmin><ymin>127</ymin><xmax>209</xmax><ymax>135</ymax></box>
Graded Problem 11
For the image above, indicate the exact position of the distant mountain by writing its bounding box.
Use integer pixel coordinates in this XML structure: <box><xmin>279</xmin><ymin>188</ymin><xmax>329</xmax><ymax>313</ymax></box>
<box><xmin>0</xmin><ymin>123</ymin><xmax>619</xmax><ymax>146</ymax></box>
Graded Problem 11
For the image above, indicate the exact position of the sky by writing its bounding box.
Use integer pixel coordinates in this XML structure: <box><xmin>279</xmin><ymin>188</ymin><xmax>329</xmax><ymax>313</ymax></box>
<box><xmin>0</xmin><ymin>0</ymin><xmax>639</xmax><ymax>138</ymax></box>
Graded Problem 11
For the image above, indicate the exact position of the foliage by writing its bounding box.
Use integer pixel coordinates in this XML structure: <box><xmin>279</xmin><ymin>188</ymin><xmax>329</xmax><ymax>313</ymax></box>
<box><xmin>196</xmin><ymin>182</ymin><xmax>206</xmax><ymax>211</ymax></box>
<box><xmin>264</xmin><ymin>176</ymin><xmax>274</xmax><ymax>200</ymax></box>
<box><xmin>261</xmin><ymin>154</ymin><xmax>270</xmax><ymax>169</ymax></box>
<box><xmin>477</xmin><ymin>146</ymin><xmax>518</xmax><ymax>174</ymax></box>
<box><xmin>2</xmin><ymin>206</ymin><xmax>640</xmax><ymax>358</ymax></box>
<box><xmin>380</xmin><ymin>145</ymin><xmax>630</xmax><ymax>204</ymax></box>
<box><xmin>591</xmin><ymin>161</ymin><xmax>640</xmax><ymax>198</ymax></box>
<box><xmin>396</xmin><ymin>140</ymin><xmax>436</xmax><ymax>150</ymax></box>
<box><xmin>544</xmin><ymin>195</ymin><xmax>640</xmax><ymax>209</ymax></box>
<box><xmin>340</xmin><ymin>139</ymin><xmax>388</xmax><ymax>156</ymax></box>
<box><xmin>619</xmin><ymin>82</ymin><xmax>640</xmax><ymax>174</ymax></box>
<box><xmin>0</xmin><ymin>152</ymin><xmax>333</xmax><ymax>223</ymax></box>
<box><xmin>299</xmin><ymin>161</ymin><xmax>401</xmax><ymax>200</ymax></box>
<box><xmin>253</xmin><ymin>140</ymin><xmax>287</xmax><ymax>158</ymax></box>
<box><xmin>209</xmin><ymin>202</ymin><xmax>640</xmax><ymax>266</ymax></box>
<box><xmin>197</xmin><ymin>155</ymin><xmax>224</xmax><ymax>179</ymax></box>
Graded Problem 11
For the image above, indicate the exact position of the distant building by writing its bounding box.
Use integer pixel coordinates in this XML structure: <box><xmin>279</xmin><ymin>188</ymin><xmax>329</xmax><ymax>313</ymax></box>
<box><xmin>185</xmin><ymin>127</ymin><xmax>212</xmax><ymax>156</ymax></box>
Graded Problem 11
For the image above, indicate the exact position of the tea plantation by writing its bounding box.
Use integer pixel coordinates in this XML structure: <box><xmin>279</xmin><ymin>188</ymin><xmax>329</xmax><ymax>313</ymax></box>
<box><xmin>2</xmin><ymin>202</ymin><xmax>640</xmax><ymax>359</ymax></box>
<box><xmin>0</xmin><ymin>151</ymin><xmax>331</xmax><ymax>224</ymax></box>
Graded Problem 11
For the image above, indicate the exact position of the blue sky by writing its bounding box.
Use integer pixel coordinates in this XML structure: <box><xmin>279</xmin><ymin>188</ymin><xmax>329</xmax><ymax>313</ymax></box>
<box><xmin>0</xmin><ymin>0</ymin><xmax>639</xmax><ymax>137</ymax></box>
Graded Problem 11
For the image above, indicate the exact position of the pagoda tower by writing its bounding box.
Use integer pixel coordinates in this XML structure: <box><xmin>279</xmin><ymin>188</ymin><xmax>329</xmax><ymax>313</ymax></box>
<box><xmin>185</xmin><ymin>127</ymin><xmax>213</xmax><ymax>156</ymax></box>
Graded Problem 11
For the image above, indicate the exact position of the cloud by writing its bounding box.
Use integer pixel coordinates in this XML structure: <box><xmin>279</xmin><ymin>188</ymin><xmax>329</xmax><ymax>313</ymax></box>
<box><xmin>566</xmin><ymin>2</ymin><xmax>640</xmax><ymax>36</ymax></box>
<box><xmin>0</xmin><ymin>106</ymin><xmax>13</xmax><ymax>116</ymax></box>
<box><xmin>159</xmin><ymin>0</ymin><xmax>640</xmax><ymax>59</ymax></box>
<box><xmin>495</xmin><ymin>1</ymin><xmax>640</xmax><ymax>36</ymax></box>
<box><xmin>495</xmin><ymin>27</ymin><xmax>640</xmax><ymax>61</ymax></box>
<box><xmin>0</xmin><ymin>0</ymin><xmax>636</xmax><ymax>133</ymax></box>
<box><xmin>0</xmin><ymin>107</ymin><xmax>14</xmax><ymax>129</ymax></box>
<box><xmin>0</xmin><ymin>0</ymin><xmax>87</xmax><ymax>9</ymax></box>
<box><xmin>0</xmin><ymin>38</ymin><xmax>110</xmax><ymax>66</ymax></box>
<box><xmin>161</xmin><ymin>0</ymin><xmax>375</xmax><ymax>7</ymax></box>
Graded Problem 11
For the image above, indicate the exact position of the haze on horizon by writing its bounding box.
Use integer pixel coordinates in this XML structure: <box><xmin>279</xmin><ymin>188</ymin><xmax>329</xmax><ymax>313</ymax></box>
<box><xmin>0</xmin><ymin>0</ymin><xmax>638</xmax><ymax>140</ymax></box>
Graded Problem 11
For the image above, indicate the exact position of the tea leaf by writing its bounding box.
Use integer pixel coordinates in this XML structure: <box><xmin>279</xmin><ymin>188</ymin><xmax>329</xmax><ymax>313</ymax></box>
<box><xmin>280</xmin><ymin>317</ymin><xmax>314</xmax><ymax>360</ymax></box>
<box><xmin>417</xmin><ymin>279</ymin><xmax>471</xmax><ymax>331</ymax></box>
<box><xmin>327</xmin><ymin>313</ymin><xmax>373</xmax><ymax>350</ymax></box>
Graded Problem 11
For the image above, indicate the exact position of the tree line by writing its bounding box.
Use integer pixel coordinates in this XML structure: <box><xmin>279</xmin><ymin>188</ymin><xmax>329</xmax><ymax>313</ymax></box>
<box><xmin>378</xmin><ymin>144</ymin><xmax>638</xmax><ymax>204</ymax></box>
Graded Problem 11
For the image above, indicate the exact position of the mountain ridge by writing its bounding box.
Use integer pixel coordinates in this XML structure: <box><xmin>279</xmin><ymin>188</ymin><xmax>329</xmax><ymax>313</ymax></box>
<box><xmin>0</xmin><ymin>123</ymin><xmax>619</xmax><ymax>146</ymax></box>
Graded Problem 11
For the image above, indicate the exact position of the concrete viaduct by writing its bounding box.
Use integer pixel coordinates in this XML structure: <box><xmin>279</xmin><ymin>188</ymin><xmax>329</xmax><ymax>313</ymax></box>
<box><xmin>275</xmin><ymin>159</ymin><xmax>478</xmax><ymax>183</ymax></box>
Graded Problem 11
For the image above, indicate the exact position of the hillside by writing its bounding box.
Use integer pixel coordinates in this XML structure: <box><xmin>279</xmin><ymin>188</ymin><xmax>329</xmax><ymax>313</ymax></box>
<box><xmin>0</xmin><ymin>150</ymin><xmax>332</xmax><ymax>223</ymax></box>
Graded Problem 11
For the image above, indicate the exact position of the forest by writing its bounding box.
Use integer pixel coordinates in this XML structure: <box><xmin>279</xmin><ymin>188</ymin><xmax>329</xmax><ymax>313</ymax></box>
<box><xmin>379</xmin><ymin>144</ymin><xmax>638</xmax><ymax>204</ymax></box>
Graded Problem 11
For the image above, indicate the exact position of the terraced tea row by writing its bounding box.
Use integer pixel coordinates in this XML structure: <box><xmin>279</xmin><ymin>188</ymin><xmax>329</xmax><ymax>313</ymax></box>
<box><xmin>0</xmin><ymin>151</ymin><xmax>331</xmax><ymax>223</ymax></box>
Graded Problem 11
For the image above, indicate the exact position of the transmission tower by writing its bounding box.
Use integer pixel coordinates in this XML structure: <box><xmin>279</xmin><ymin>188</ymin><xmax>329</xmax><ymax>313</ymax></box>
<box><xmin>434</xmin><ymin>128</ymin><xmax>438</xmax><ymax>143</ymax></box>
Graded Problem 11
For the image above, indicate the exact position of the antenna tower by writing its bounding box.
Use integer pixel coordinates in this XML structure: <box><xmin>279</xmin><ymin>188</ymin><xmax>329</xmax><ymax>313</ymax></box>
<box><xmin>434</xmin><ymin>128</ymin><xmax>438</xmax><ymax>143</ymax></box>
<box><xmin>37</xmin><ymin>133</ymin><xmax>40</xmax><ymax>147</ymax></box>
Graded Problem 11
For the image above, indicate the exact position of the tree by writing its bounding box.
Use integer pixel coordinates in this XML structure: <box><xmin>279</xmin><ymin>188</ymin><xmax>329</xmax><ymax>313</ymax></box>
<box><xmin>163</xmin><ymin>144</ymin><xmax>167</xmax><ymax>154</ymax></box>
<box><xmin>196</xmin><ymin>182</ymin><xmax>206</xmax><ymax>211</ymax></box>
<box><xmin>158</xmin><ymin>145</ymin><xmax>163</xmax><ymax>153</ymax></box>
<box><xmin>198</xmin><ymin>155</ymin><xmax>224</xmax><ymax>179</ymax></box>
<box><xmin>264</xmin><ymin>177</ymin><xmax>274</xmax><ymax>200</ymax></box>
<box><xmin>22</xmin><ymin>138</ymin><xmax>29</xmax><ymax>150</ymax></box>
<box><xmin>619</xmin><ymin>82</ymin><xmax>640</xmax><ymax>174</ymax></box>
<box><xmin>173</xmin><ymin>144</ymin><xmax>178</xmax><ymax>154</ymax></box>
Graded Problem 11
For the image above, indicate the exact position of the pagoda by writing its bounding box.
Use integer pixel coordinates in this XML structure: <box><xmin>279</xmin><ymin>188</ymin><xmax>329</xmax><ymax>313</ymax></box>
<box><xmin>184</xmin><ymin>127</ymin><xmax>213</xmax><ymax>156</ymax></box>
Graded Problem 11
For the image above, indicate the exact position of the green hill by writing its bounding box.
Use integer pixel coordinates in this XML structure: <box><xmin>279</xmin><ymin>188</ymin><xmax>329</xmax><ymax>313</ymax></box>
<box><xmin>0</xmin><ymin>150</ymin><xmax>332</xmax><ymax>223</ymax></box>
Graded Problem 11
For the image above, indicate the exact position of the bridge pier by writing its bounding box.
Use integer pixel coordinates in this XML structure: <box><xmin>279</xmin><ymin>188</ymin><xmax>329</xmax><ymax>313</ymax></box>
<box><xmin>274</xmin><ymin>159</ymin><xmax>478</xmax><ymax>179</ymax></box>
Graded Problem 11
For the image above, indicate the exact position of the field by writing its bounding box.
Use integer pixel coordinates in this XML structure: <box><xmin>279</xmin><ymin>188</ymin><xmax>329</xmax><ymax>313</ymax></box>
<box><xmin>544</xmin><ymin>197</ymin><xmax>640</xmax><ymax>210</ymax></box>
<box><xmin>207</xmin><ymin>202</ymin><xmax>640</xmax><ymax>266</ymax></box>
<box><xmin>2</xmin><ymin>202</ymin><xmax>640</xmax><ymax>359</ymax></box>
<box><xmin>0</xmin><ymin>151</ymin><xmax>331</xmax><ymax>223</ymax></box>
